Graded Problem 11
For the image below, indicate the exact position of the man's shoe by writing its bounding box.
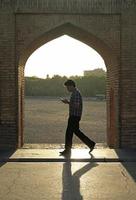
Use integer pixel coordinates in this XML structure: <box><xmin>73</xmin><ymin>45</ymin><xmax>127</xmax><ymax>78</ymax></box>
<box><xmin>89</xmin><ymin>143</ymin><xmax>95</xmax><ymax>153</ymax></box>
<box><xmin>59</xmin><ymin>150</ymin><xmax>71</xmax><ymax>157</ymax></box>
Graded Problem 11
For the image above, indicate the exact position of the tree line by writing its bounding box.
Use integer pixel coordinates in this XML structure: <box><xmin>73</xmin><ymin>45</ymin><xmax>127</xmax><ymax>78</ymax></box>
<box><xmin>25</xmin><ymin>69</ymin><xmax>106</xmax><ymax>97</ymax></box>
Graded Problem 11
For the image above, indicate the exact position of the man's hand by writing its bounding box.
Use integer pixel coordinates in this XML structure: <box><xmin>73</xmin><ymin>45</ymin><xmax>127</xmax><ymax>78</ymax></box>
<box><xmin>60</xmin><ymin>98</ymin><xmax>69</xmax><ymax>104</ymax></box>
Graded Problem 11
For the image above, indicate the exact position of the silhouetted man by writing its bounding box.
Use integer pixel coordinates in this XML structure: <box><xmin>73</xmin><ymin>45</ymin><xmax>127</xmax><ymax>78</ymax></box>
<box><xmin>60</xmin><ymin>79</ymin><xmax>95</xmax><ymax>156</ymax></box>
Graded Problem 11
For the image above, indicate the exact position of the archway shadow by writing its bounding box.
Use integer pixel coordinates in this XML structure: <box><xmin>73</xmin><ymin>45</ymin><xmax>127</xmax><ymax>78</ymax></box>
<box><xmin>62</xmin><ymin>155</ymin><xmax>98</xmax><ymax>200</ymax></box>
<box><xmin>0</xmin><ymin>149</ymin><xmax>16</xmax><ymax>167</ymax></box>
<box><xmin>115</xmin><ymin>149</ymin><xmax>136</xmax><ymax>182</ymax></box>
<box><xmin>0</xmin><ymin>162</ymin><xmax>6</xmax><ymax>168</ymax></box>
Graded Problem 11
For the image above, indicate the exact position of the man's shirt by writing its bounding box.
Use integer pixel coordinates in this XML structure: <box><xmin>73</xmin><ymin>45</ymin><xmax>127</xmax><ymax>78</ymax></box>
<box><xmin>69</xmin><ymin>88</ymin><xmax>83</xmax><ymax>117</ymax></box>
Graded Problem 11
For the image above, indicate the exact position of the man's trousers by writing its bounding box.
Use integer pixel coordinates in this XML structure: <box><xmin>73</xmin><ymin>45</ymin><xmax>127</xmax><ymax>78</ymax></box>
<box><xmin>65</xmin><ymin>116</ymin><xmax>95</xmax><ymax>150</ymax></box>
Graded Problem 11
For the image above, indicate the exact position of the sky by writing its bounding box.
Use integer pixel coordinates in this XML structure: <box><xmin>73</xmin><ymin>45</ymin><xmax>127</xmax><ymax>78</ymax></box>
<box><xmin>25</xmin><ymin>35</ymin><xmax>106</xmax><ymax>78</ymax></box>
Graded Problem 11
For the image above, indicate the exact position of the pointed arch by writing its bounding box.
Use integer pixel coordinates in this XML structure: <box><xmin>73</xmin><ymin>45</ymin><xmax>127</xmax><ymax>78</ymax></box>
<box><xmin>18</xmin><ymin>23</ymin><xmax>120</xmax><ymax>148</ymax></box>
<box><xmin>19</xmin><ymin>23</ymin><xmax>118</xmax><ymax>68</ymax></box>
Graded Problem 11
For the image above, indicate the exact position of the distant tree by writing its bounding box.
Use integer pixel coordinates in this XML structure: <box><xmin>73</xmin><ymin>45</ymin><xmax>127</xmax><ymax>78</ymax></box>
<box><xmin>46</xmin><ymin>74</ymin><xmax>49</xmax><ymax>79</ymax></box>
<box><xmin>25</xmin><ymin>69</ymin><xmax>106</xmax><ymax>97</ymax></box>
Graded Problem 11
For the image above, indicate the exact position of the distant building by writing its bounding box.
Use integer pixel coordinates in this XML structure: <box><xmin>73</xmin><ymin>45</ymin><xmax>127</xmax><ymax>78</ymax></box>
<box><xmin>84</xmin><ymin>70</ymin><xmax>92</xmax><ymax>76</ymax></box>
<box><xmin>84</xmin><ymin>68</ymin><xmax>106</xmax><ymax>76</ymax></box>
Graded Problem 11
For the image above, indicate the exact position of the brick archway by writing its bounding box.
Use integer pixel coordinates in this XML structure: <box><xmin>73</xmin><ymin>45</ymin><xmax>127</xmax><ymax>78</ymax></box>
<box><xmin>1</xmin><ymin>1</ymin><xmax>136</xmax><ymax>149</ymax></box>
<box><xmin>18</xmin><ymin>23</ymin><xmax>120</xmax><ymax>148</ymax></box>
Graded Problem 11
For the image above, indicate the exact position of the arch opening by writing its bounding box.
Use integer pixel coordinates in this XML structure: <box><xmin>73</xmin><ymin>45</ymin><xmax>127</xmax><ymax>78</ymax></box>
<box><xmin>24</xmin><ymin>35</ymin><xmax>107</xmax><ymax>147</ymax></box>
<box><xmin>18</xmin><ymin>23</ymin><xmax>120</xmax><ymax>148</ymax></box>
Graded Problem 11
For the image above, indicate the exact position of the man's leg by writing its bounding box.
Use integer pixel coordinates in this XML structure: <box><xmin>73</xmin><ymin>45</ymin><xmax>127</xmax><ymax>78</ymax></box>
<box><xmin>73</xmin><ymin>117</ymin><xmax>95</xmax><ymax>148</ymax></box>
<box><xmin>65</xmin><ymin>117</ymin><xmax>74</xmax><ymax>151</ymax></box>
<box><xmin>60</xmin><ymin>117</ymin><xmax>74</xmax><ymax>156</ymax></box>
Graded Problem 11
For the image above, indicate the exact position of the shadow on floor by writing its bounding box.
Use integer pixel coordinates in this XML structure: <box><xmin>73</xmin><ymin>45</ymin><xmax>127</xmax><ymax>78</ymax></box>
<box><xmin>62</xmin><ymin>155</ymin><xmax>98</xmax><ymax>200</ymax></box>
<box><xmin>0</xmin><ymin>149</ymin><xmax>16</xmax><ymax>167</ymax></box>
<box><xmin>115</xmin><ymin>149</ymin><xmax>136</xmax><ymax>182</ymax></box>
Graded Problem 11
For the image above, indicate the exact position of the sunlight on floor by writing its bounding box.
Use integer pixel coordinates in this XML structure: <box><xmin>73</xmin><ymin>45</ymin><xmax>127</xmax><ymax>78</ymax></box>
<box><xmin>70</xmin><ymin>149</ymin><xmax>92</xmax><ymax>158</ymax></box>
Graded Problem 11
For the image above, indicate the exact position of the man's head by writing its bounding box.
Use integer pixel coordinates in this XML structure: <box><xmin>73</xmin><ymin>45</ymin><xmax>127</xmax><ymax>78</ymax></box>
<box><xmin>64</xmin><ymin>79</ymin><xmax>76</xmax><ymax>92</ymax></box>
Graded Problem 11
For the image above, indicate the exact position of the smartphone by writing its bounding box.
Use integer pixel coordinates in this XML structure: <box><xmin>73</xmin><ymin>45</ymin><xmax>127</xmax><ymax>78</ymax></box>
<box><xmin>60</xmin><ymin>97</ymin><xmax>64</xmax><ymax>101</ymax></box>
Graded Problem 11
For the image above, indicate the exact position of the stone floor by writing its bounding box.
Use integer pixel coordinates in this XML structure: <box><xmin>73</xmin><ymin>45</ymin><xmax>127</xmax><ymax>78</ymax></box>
<box><xmin>0</xmin><ymin>148</ymin><xmax>136</xmax><ymax>200</ymax></box>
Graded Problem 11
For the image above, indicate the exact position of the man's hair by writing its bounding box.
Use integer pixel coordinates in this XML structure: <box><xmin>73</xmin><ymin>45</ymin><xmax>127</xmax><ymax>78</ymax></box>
<box><xmin>64</xmin><ymin>79</ymin><xmax>76</xmax><ymax>87</ymax></box>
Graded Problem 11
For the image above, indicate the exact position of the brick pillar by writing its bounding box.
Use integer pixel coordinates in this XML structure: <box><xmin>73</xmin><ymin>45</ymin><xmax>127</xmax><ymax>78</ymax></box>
<box><xmin>0</xmin><ymin>12</ymin><xmax>18</xmax><ymax>149</ymax></box>
<box><xmin>120</xmin><ymin>9</ymin><xmax>136</xmax><ymax>148</ymax></box>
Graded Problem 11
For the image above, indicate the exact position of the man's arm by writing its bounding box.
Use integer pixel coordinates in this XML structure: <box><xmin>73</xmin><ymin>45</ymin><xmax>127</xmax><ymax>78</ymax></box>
<box><xmin>73</xmin><ymin>93</ymin><xmax>81</xmax><ymax>108</ymax></box>
<box><xmin>60</xmin><ymin>98</ymin><xmax>70</xmax><ymax>104</ymax></box>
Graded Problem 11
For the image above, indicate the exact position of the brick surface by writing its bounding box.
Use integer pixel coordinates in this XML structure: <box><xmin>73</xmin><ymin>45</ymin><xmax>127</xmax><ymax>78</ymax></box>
<box><xmin>0</xmin><ymin>0</ymin><xmax>136</xmax><ymax>149</ymax></box>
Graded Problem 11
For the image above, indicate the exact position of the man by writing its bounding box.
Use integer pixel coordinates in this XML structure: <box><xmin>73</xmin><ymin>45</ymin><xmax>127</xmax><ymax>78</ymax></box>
<box><xmin>60</xmin><ymin>79</ymin><xmax>95</xmax><ymax>156</ymax></box>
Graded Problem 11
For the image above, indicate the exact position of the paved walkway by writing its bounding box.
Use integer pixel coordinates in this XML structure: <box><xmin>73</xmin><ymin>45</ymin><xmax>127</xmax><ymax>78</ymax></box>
<box><xmin>0</xmin><ymin>149</ymin><xmax>136</xmax><ymax>200</ymax></box>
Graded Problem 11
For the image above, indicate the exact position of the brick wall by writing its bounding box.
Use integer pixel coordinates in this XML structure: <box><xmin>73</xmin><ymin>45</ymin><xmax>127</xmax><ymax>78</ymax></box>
<box><xmin>0</xmin><ymin>0</ymin><xmax>136</xmax><ymax>149</ymax></box>
<box><xmin>0</xmin><ymin>11</ymin><xmax>18</xmax><ymax>149</ymax></box>
<box><xmin>120</xmin><ymin>6</ymin><xmax>136</xmax><ymax>148</ymax></box>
